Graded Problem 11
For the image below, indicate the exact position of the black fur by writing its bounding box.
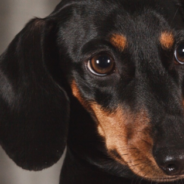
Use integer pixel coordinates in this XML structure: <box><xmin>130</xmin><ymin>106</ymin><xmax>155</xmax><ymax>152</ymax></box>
<box><xmin>1</xmin><ymin>0</ymin><xmax>184</xmax><ymax>183</ymax></box>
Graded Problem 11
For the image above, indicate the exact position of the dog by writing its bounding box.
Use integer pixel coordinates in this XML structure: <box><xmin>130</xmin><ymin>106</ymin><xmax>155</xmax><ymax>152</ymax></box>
<box><xmin>1</xmin><ymin>0</ymin><xmax>184</xmax><ymax>183</ymax></box>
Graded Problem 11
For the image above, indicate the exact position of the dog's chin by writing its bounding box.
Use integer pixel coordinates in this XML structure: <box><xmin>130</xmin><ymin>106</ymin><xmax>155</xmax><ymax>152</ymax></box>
<box><xmin>143</xmin><ymin>176</ymin><xmax>184</xmax><ymax>183</ymax></box>
<box><xmin>122</xmin><ymin>166</ymin><xmax>184</xmax><ymax>183</ymax></box>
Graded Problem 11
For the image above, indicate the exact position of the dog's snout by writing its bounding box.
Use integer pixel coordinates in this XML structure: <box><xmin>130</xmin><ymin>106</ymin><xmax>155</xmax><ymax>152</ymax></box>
<box><xmin>154</xmin><ymin>148</ymin><xmax>184</xmax><ymax>176</ymax></box>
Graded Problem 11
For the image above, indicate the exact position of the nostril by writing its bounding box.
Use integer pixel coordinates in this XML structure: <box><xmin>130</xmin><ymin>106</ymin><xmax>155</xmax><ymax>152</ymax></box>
<box><xmin>162</xmin><ymin>162</ymin><xmax>180</xmax><ymax>175</ymax></box>
<box><xmin>166</xmin><ymin>164</ymin><xmax>177</xmax><ymax>172</ymax></box>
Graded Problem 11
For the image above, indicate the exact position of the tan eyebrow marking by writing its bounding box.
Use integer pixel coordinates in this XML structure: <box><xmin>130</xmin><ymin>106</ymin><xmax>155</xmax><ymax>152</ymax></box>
<box><xmin>159</xmin><ymin>31</ymin><xmax>174</xmax><ymax>50</ymax></box>
<box><xmin>110</xmin><ymin>34</ymin><xmax>127</xmax><ymax>51</ymax></box>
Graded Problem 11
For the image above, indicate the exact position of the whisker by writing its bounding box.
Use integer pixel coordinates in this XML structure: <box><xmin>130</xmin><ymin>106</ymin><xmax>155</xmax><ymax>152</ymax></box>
<box><xmin>115</xmin><ymin>146</ymin><xmax>137</xmax><ymax>150</ymax></box>
<box><xmin>126</xmin><ymin>158</ymin><xmax>144</xmax><ymax>164</ymax></box>
<box><xmin>171</xmin><ymin>7</ymin><xmax>179</xmax><ymax>24</ymax></box>
<box><xmin>129</xmin><ymin>163</ymin><xmax>142</xmax><ymax>167</ymax></box>
<box><xmin>140</xmin><ymin>138</ymin><xmax>152</xmax><ymax>146</ymax></box>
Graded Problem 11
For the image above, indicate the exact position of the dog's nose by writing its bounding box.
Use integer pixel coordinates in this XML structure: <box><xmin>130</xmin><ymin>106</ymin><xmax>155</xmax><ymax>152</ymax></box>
<box><xmin>158</xmin><ymin>155</ymin><xmax>184</xmax><ymax>175</ymax></box>
<box><xmin>154</xmin><ymin>148</ymin><xmax>184</xmax><ymax>176</ymax></box>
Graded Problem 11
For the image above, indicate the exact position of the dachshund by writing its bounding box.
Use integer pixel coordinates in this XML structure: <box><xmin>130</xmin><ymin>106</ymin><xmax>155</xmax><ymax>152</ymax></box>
<box><xmin>1</xmin><ymin>0</ymin><xmax>184</xmax><ymax>183</ymax></box>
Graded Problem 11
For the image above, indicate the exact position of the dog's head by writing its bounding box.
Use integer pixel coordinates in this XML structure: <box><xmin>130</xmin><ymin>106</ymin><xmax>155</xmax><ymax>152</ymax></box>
<box><xmin>1</xmin><ymin>0</ymin><xmax>184</xmax><ymax>182</ymax></box>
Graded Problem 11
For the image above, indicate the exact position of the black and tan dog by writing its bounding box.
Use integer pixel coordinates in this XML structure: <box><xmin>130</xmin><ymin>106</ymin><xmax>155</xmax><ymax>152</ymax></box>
<box><xmin>1</xmin><ymin>0</ymin><xmax>184</xmax><ymax>183</ymax></box>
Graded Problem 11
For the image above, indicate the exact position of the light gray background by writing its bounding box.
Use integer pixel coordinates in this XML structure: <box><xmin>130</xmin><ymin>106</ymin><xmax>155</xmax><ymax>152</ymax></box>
<box><xmin>0</xmin><ymin>0</ymin><xmax>65</xmax><ymax>184</ymax></box>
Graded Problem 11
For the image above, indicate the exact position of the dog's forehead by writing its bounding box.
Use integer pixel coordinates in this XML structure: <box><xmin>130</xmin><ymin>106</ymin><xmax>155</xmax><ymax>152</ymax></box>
<box><xmin>94</xmin><ymin>0</ymin><xmax>183</xmax><ymax>31</ymax></box>
<box><xmin>58</xmin><ymin>0</ymin><xmax>183</xmax><ymax>42</ymax></box>
<box><xmin>57</xmin><ymin>0</ymin><xmax>181</xmax><ymax>19</ymax></box>
<box><xmin>57</xmin><ymin>0</ymin><xmax>184</xmax><ymax>63</ymax></box>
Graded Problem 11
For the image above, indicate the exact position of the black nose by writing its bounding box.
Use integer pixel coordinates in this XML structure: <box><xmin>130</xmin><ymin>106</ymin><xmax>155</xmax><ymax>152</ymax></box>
<box><xmin>154</xmin><ymin>148</ymin><xmax>184</xmax><ymax>176</ymax></box>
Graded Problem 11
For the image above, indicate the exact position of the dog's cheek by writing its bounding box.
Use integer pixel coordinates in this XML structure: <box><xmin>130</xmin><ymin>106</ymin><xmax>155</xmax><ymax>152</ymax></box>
<box><xmin>90</xmin><ymin>104</ymin><xmax>166</xmax><ymax>179</ymax></box>
<box><xmin>91</xmin><ymin>104</ymin><xmax>128</xmax><ymax>165</ymax></box>
<box><xmin>70</xmin><ymin>80</ymin><xmax>165</xmax><ymax>179</ymax></box>
<box><xmin>124</xmin><ymin>113</ymin><xmax>161</xmax><ymax>177</ymax></box>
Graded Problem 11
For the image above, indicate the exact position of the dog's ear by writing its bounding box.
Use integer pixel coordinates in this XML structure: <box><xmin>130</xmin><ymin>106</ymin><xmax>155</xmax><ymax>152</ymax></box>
<box><xmin>0</xmin><ymin>17</ymin><xmax>69</xmax><ymax>170</ymax></box>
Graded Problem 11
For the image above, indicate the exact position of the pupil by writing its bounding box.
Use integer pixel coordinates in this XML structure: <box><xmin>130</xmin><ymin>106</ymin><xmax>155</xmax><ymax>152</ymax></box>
<box><xmin>95</xmin><ymin>56</ymin><xmax>111</xmax><ymax>68</ymax></box>
<box><xmin>177</xmin><ymin>44</ymin><xmax>184</xmax><ymax>58</ymax></box>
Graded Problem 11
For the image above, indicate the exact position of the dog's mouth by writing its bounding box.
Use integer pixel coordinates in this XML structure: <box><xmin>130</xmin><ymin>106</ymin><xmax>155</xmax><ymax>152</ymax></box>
<box><xmin>140</xmin><ymin>177</ymin><xmax>183</xmax><ymax>183</ymax></box>
<box><xmin>107</xmin><ymin>143</ymin><xmax>184</xmax><ymax>183</ymax></box>
<box><xmin>91</xmin><ymin>104</ymin><xmax>184</xmax><ymax>182</ymax></box>
<box><xmin>142</xmin><ymin>175</ymin><xmax>184</xmax><ymax>183</ymax></box>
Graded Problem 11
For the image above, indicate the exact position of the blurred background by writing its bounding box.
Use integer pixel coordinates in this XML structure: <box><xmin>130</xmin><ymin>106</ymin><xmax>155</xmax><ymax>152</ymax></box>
<box><xmin>0</xmin><ymin>0</ymin><xmax>65</xmax><ymax>184</ymax></box>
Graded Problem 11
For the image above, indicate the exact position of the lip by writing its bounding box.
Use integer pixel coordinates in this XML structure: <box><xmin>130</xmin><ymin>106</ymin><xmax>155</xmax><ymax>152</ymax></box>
<box><xmin>145</xmin><ymin>175</ymin><xmax>184</xmax><ymax>183</ymax></box>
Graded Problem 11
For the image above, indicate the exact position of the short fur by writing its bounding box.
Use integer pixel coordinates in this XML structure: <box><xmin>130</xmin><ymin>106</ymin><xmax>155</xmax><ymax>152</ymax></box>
<box><xmin>1</xmin><ymin>0</ymin><xmax>184</xmax><ymax>183</ymax></box>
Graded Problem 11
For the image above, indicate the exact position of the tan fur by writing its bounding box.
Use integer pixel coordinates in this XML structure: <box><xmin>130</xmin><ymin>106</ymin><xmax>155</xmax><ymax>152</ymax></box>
<box><xmin>71</xmin><ymin>81</ymin><xmax>91</xmax><ymax>111</ymax></box>
<box><xmin>70</xmin><ymin>81</ymin><xmax>176</xmax><ymax>181</ymax></box>
<box><xmin>110</xmin><ymin>34</ymin><xmax>127</xmax><ymax>51</ymax></box>
<box><xmin>160</xmin><ymin>32</ymin><xmax>174</xmax><ymax>50</ymax></box>
<box><xmin>97</xmin><ymin>125</ymin><xmax>105</xmax><ymax>137</ymax></box>
<box><xmin>90</xmin><ymin>104</ymin><xmax>167</xmax><ymax>180</ymax></box>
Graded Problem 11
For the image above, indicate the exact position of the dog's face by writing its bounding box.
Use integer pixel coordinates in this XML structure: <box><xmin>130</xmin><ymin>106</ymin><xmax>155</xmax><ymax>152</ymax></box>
<box><xmin>1</xmin><ymin>0</ymin><xmax>184</xmax><ymax>183</ymax></box>
<box><xmin>62</xmin><ymin>0</ymin><xmax>184</xmax><ymax>182</ymax></box>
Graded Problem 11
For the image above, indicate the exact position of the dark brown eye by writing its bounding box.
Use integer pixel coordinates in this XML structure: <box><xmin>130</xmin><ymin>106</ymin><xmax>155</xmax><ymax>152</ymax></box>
<box><xmin>174</xmin><ymin>43</ymin><xmax>184</xmax><ymax>64</ymax></box>
<box><xmin>87</xmin><ymin>54</ymin><xmax>115</xmax><ymax>76</ymax></box>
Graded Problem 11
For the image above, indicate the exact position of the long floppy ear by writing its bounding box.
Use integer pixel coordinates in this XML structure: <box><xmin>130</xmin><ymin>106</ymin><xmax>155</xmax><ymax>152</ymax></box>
<box><xmin>0</xmin><ymin>17</ymin><xmax>69</xmax><ymax>170</ymax></box>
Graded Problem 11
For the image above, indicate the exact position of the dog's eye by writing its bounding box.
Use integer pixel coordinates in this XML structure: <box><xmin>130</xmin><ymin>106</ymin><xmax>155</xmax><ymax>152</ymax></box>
<box><xmin>87</xmin><ymin>54</ymin><xmax>115</xmax><ymax>76</ymax></box>
<box><xmin>174</xmin><ymin>43</ymin><xmax>184</xmax><ymax>64</ymax></box>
